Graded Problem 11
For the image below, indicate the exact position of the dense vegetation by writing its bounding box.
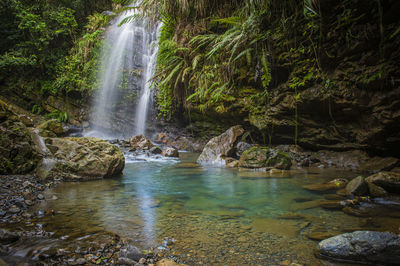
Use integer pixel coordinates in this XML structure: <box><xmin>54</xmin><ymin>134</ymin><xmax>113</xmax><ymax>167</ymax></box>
<box><xmin>131</xmin><ymin>0</ymin><xmax>400</xmax><ymax>121</ymax></box>
<box><xmin>0</xmin><ymin>0</ymin><xmax>113</xmax><ymax>120</ymax></box>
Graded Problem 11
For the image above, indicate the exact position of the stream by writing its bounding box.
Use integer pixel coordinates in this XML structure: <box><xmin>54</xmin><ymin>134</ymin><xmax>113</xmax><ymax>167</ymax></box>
<box><xmin>5</xmin><ymin>152</ymin><xmax>400</xmax><ymax>265</ymax></box>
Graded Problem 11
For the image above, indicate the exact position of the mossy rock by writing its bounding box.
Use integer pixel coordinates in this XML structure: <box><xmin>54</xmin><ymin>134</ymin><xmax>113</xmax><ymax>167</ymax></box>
<box><xmin>0</xmin><ymin>105</ymin><xmax>41</xmax><ymax>174</ymax></box>
<box><xmin>37</xmin><ymin>119</ymin><xmax>65</xmax><ymax>137</ymax></box>
<box><xmin>238</xmin><ymin>147</ymin><xmax>292</xmax><ymax>170</ymax></box>
<box><xmin>36</xmin><ymin>137</ymin><xmax>125</xmax><ymax>181</ymax></box>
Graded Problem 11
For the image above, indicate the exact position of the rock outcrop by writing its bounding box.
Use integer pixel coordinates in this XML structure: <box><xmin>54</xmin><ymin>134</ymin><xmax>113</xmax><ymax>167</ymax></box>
<box><xmin>37</xmin><ymin>137</ymin><xmax>125</xmax><ymax>181</ymax></box>
<box><xmin>317</xmin><ymin>231</ymin><xmax>400</xmax><ymax>264</ymax></box>
<box><xmin>0</xmin><ymin>102</ymin><xmax>41</xmax><ymax>174</ymax></box>
<box><xmin>238</xmin><ymin>147</ymin><xmax>292</xmax><ymax>170</ymax></box>
<box><xmin>197</xmin><ymin>125</ymin><xmax>245</xmax><ymax>165</ymax></box>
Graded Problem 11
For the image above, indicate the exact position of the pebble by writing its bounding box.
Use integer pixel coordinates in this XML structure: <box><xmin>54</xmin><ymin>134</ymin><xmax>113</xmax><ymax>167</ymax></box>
<box><xmin>139</xmin><ymin>257</ymin><xmax>146</xmax><ymax>264</ymax></box>
<box><xmin>24</xmin><ymin>199</ymin><xmax>34</xmax><ymax>206</ymax></box>
<box><xmin>9</xmin><ymin>206</ymin><xmax>20</xmax><ymax>214</ymax></box>
<box><xmin>37</xmin><ymin>194</ymin><xmax>44</xmax><ymax>200</ymax></box>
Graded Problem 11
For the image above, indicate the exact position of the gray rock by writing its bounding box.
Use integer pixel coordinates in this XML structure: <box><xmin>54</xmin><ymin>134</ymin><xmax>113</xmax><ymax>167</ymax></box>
<box><xmin>198</xmin><ymin>125</ymin><xmax>244</xmax><ymax>165</ymax></box>
<box><xmin>117</xmin><ymin>257</ymin><xmax>137</xmax><ymax>265</ymax></box>
<box><xmin>0</xmin><ymin>229</ymin><xmax>19</xmax><ymax>244</ymax></box>
<box><xmin>317</xmin><ymin>231</ymin><xmax>400</xmax><ymax>264</ymax></box>
<box><xmin>161</xmin><ymin>147</ymin><xmax>179</xmax><ymax>158</ymax></box>
<box><xmin>345</xmin><ymin>176</ymin><xmax>368</xmax><ymax>196</ymax></box>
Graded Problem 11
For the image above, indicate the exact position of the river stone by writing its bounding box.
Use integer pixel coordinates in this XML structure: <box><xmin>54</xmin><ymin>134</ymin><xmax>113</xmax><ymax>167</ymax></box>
<box><xmin>37</xmin><ymin>119</ymin><xmax>65</xmax><ymax>137</ymax></box>
<box><xmin>197</xmin><ymin>125</ymin><xmax>244</xmax><ymax>165</ymax></box>
<box><xmin>150</xmin><ymin>146</ymin><xmax>162</xmax><ymax>154</ymax></box>
<box><xmin>118</xmin><ymin>245</ymin><xmax>145</xmax><ymax>262</ymax></box>
<box><xmin>130</xmin><ymin>135</ymin><xmax>154</xmax><ymax>151</ymax></box>
<box><xmin>238</xmin><ymin>147</ymin><xmax>291</xmax><ymax>169</ymax></box>
<box><xmin>0</xmin><ymin>229</ymin><xmax>19</xmax><ymax>244</ymax></box>
<box><xmin>37</xmin><ymin>137</ymin><xmax>125</xmax><ymax>181</ymax></box>
<box><xmin>161</xmin><ymin>147</ymin><xmax>179</xmax><ymax>157</ymax></box>
<box><xmin>365</xmin><ymin>171</ymin><xmax>400</xmax><ymax>194</ymax></box>
<box><xmin>317</xmin><ymin>231</ymin><xmax>400</xmax><ymax>264</ymax></box>
<box><xmin>345</xmin><ymin>176</ymin><xmax>368</xmax><ymax>196</ymax></box>
<box><xmin>117</xmin><ymin>257</ymin><xmax>137</xmax><ymax>265</ymax></box>
<box><xmin>156</xmin><ymin>258</ymin><xmax>183</xmax><ymax>266</ymax></box>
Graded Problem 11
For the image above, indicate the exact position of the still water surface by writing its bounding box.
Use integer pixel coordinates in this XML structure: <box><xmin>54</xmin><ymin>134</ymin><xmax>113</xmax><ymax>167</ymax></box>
<box><xmin>32</xmin><ymin>153</ymin><xmax>399</xmax><ymax>265</ymax></box>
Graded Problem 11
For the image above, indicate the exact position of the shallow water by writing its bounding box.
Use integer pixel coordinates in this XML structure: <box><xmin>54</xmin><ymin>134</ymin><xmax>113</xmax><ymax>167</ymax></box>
<box><xmin>20</xmin><ymin>153</ymin><xmax>400</xmax><ymax>265</ymax></box>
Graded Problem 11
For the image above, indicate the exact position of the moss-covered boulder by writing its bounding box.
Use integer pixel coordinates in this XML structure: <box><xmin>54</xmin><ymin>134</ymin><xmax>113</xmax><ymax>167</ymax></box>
<box><xmin>238</xmin><ymin>147</ymin><xmax>292</xmax><ymax>170</ymax></box>
<box><xmin>37</xmin><ymin>137</ymin><xmax>125</xmax><ymax>181</ymax></box>
<box><xmin>0</xmin><ymin>102</ymin><xmax>41</xmax><ymax>174</ymax></box>
<box><xmin>37</xmin><ymin>119</ymin><xmax>66</xmax><ymax>137</ymax></box>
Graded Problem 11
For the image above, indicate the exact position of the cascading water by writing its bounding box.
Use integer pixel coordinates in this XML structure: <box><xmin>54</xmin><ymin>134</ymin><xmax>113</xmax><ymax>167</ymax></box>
<box><xmin>135</xmin><ymin>23</ymin><xmax>161</xmax><ymax>136</ymax></box>
<box><xmin>87</xmin><ymin>8</ymin><xmax>160</xmax><ymax>139</ymax></box>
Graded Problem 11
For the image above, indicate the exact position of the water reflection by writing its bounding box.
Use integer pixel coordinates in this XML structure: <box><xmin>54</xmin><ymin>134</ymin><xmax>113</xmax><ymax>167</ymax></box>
<box><xmin>32</xmin><ymin>153</ymin><xmax>400</xmax><ymax>265</ymax></box>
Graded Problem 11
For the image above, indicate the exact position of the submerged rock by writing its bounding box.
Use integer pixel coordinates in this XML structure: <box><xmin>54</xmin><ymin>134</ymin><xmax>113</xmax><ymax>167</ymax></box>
<box><xmin>303</xmin><ymin>178</ymin><xmax>348</xmax><ymax>192</ymax></box>
<box><xmin>37</xmin><ymin>137</ymin><xmax>125</xmax><ymax>181</ymax></box>
<box><xmin>238</xmin><ymin>147</ymin><xmax>291</xmax><ymax>170</ymax></box>
<box><xmin>317</xmin><ymin>231</ymin><xmax>400</xmax><ymax>264</ymax></box>
<box><xmin>156</xmin><ymin>258</ymin><xmax>183</xmax><ymax>266</ymax></box>
<box><xmin>129</xmin><ymin>135</ymin><xmax>154</xmax><ymax>151</ymax></box>
<box><xmin>197</xmin><ymin>125</ymin><xmax>244</xmax><ymax>165</ymax></box>
<box><xmin>0</xmin><ymin>229</ymin><xmax>19</xmax><ymax>244</ymax></box>
<box><xmin>365</xmin><ymin>171</ymin><xmax>400</xmax><ymax>194</ymax></box>
<box><xmin>161</xmin><ymin>147</ymin><xmax>179</xmax><ymax>158</ymax></box>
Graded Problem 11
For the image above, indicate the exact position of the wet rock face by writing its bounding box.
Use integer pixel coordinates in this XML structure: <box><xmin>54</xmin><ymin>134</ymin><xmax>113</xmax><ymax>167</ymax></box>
<box><xmin>251</xmin><ymin>86</ymin><xmax>400</xmax><ymax>156</ymax></box>
<box><xmin>37</xmin><ymin>137</ymin><xmax>125</xmax><ymax>181</ymax></box>
<box><xmin>366</xmin><ymin>171</ymin><xmax>400</xmax><ymax>194</ymax></box>
<box><xmin>238</xmin><ymin>147</ymin><xmax>292</xmax><ymax>170</ymax></box>
<box><xmin>317</xmin><ymin>231</ymin><xmax>400</xmax><ymax>264</ymax></box>
<box><xmin>0</xmin><ymin>104</ymin><xmax>41</xmax><ymax>174</ymax></box>
<box><xmin>197</xmin><ymin>125</ymin><xmax>245</xmax><ymax>165</ymax></box>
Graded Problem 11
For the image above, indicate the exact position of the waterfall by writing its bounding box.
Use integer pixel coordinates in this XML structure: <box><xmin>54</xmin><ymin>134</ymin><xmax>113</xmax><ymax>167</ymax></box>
<box><xmin>135</xmin><ymin>23</ymin><xmax>161</xmax><ymax>135</ymax></box>
<box><xmin>87</xmin><ymin>8</ymin><xmax>160</xmax><ymax>139</ymax></box>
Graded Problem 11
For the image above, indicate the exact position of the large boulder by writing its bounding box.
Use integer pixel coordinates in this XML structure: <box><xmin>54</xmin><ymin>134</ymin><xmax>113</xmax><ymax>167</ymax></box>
<box><xmin>365</xmin><ymin>171</ymin><xmax>400</xmax><ymax>194</ymax></box>
<box><xmin>317</xmin><ymin>231</ymin><xmax>400</xmax><ymax>264</ymax></box>
<box><xmin>197</xmin><ymin>125</ymin><xmax>245</xmax><ymax>165</ymax></box>
<box><xmin>37</xmin><ymin>119</ymin><xmax>65</xmax><ymax>137</ymax></box>
<box><xmin>238</xmin><ymin>147</ymin><xmax>292</xmax><ymax>170</ymax></box>
<box><xmin>161</xmin><ymin>147</ymin><xmax>179</xmax><ymax>158</ymax></box>
<box><xmin>37</xmin><ymin>137</ymin><xmax>125</xmax><ymax>181</ymax></box>
<box><xmin>129</xmin><ymin>135</ymin><xmax>154</xmax><ymax>151</ymax></box>
<box><xmin>0</xmin><ymin>102</ymin><xmax>41</xmax><ymax>174</ymax></box>
<box><xmin>344</xmin><ymin>176</ymin><xmax>368</xmax><ymax>196</ymax></box>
